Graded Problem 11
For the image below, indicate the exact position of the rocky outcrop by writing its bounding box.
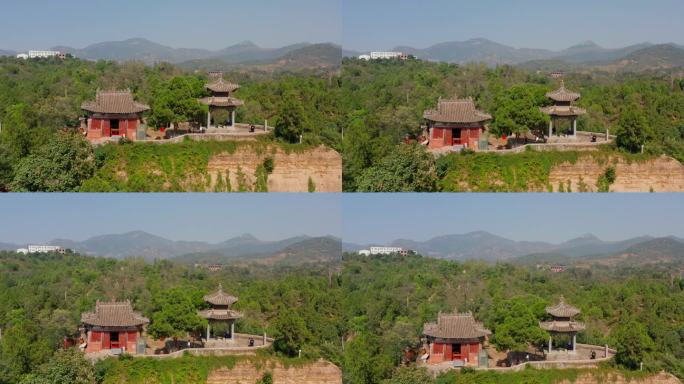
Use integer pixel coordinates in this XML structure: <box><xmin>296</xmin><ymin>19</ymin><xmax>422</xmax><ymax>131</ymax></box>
<box><xmin>206</xmin><ymin>359</ymin><xmax>342</xmax><ymax>384</ymax></box>
<box><xmin>549</xmin><ymin>155</ymin><xmax>684</xmax><ymax>192</ymax></box>
<box><xmin>207</xmin><ymin>145</ymin><xmax>342</xmax><ymax>192</ymax></box>
<box><xmin>557</xmin><ymin>372</ymin><xmax>681</xmax><ymax>384</ymax></box>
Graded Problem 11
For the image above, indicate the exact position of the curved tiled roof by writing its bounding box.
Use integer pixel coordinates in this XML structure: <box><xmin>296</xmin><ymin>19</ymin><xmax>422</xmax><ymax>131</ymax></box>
<box><xmin>81</xmin><ymin>90</ymin><xmax>150</xmax><ymax>114</ymax></box>
<box><xmin>546</xmin><ymin>296</ymin><xmax>581</xmax><ymax>318</ymax></box>
<box><xmin>423</xmin><ymin>312</ymin><xmax>491</xmax><ymax>340</ymax></box>
<box><xmin>81</xmin><ymin>300</ymin><xmax>149</xmax><ymax>327</ymax></box>
<box><xmin>424</xmin><ymin>98</ymin><xmax>492</xmax><ymax>124</ymax></box>
<box><xmin>205</xmin><ymin>78</ymin><xmax>240</xmax><ymax>93</ymax></box>
<box><xmin>204</xmin><ymin>284</ymin><xmax>238</xmax><ymax>306</ymax></box>
<box><xmin>546</xmin><ymin>81</ymin><xmax>581</xmax><ymax>102</ymax></box>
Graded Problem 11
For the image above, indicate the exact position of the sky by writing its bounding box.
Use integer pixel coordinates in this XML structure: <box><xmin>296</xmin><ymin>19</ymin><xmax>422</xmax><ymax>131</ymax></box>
<box><xmin>342</xmin><ymin>194</ymin><xmax>684</xmax><ymax>245</ymax></box>
<box><xmin>0</xmin><ymin>194</ymin><xmax>341</xmax><ymax>244</ymax></box>
<box><xmin>0</xmin><ymin>0</ymin><xmax>342</xmax><ymax>51</ymax></box>
<box><xmin>343</xmin><ymin>0</ymin><xmax>684</xmax><ymax>52</ymax></box>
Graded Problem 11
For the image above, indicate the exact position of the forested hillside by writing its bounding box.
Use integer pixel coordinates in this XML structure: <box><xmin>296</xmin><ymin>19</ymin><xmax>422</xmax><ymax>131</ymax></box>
<box><xmin>0</xmin><ymin>57</ymin><xmax>343</xmax><ymax>191</ymax></box>
<box><xmin>0</xmin><ymin>251</ymin><xmax>345</xmax><ymax>384</ymax></box>
<box><xmin>340</xmin><ymin>253</ymin><xmax>684</xmax><ymax>383</ymax></box>
<box><xmin>340</xmin><ymin>59</ymin><xmax>684</xmax><ymax>191</ymax></box>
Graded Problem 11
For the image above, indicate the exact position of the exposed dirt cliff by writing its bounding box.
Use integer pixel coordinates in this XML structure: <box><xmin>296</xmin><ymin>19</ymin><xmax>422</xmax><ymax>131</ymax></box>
<box><xmin>208</xmin><ymin>145</ymin><xmax>341</xmax><ymax>192</ymax></box>
<box><xmin>206</xmin><ymin>359</ymin><xmax>342</xmax><ymax>384</ymax></box>
<box><xmin>549</xmin><ymin>155</ymin><xmax>684</xmax><ymax>192</ymax></box>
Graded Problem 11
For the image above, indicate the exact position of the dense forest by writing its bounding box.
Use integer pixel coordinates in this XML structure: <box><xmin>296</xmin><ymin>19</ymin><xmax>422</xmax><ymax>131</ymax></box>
<box><xmin>1</xmin><ymin>251</ymin><xmax>684</xmax><ymax>383</ymax></box>
<box><xmin>0</xmin><ymin>57</ymin><xmax>343</xmax><ymax>191</ymax></box>
<box><xmin>0</xmin><ymin>251</ymin><xmax>345</xmax><ymax>384</ymax></box>
<box><xmin>340</xmin><ymin>58</ymin><xmax>684</xmax><ymax>191</ymax></box>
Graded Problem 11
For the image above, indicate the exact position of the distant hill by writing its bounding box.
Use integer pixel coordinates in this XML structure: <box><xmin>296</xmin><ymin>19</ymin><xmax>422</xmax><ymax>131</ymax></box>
<box><xmin>28</xmin><ymin>231</ymin><xmax>338</xmax><ymax>263</ymax></box>
<box><xmin>178</xmin><ymin>43</ymin><xmax>342</xmax><ymax>72</ymax></box>
<box><xmin>0</xmin><ymin>50</ymin><xmax>16</xmax><ymax>57</ymax></box>
<box><xmin>45</xmin><ymin>38</ymin><xmax>340</xmax><ymax>69</ymax></box>
<box><xmin>603</xmin><ymin>44</ymin><xmax>684</xmax><ymax>72</ymax></box>
<box><xmin>346</xmin><ymin>231</ymin><xmax>673</xmax><ymax>262</ymax></box>
<box><xmin>233</xmin><ymin>236</ymin><xmax>342</xmax><ymax>266</ymax></box>
<box><xmin>364</xmin><ymin>38</ymin><xmax>656</xmax><ymax>67</ymax></box>
<box><xmin>585</xmin><ymin>237</ymin><xmax>684</xmax><ymax>267</ymax></box>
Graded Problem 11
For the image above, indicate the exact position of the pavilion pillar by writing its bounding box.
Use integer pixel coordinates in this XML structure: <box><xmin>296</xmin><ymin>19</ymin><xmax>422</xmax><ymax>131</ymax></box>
<box><xmin>231</xmin><ymin>110</ymin><xmax>236</xmax><ymax>127</ymax></box>
<box><xmin>548</xmin><ymin>336</ymin><xmax>553</xmax><ymax>353</ymax></box>
<box><xmin>548</xmin><ymin>119</ymin><xmax>553</xmax><ymax>138</ymax></box>
<box><xmin>572</xmin><ymin>334</ymin><xmax>577</xmax><ymax>353</ymax></box>
<box><xmin>207</xmin><ymin>110</ymin><xmax>211</xmax><ymax>129</ymax></box>
<box><xmin>206</xmin><ymin>323</ymin><xmax>211</xmax><ymax>341</ymax></box>
<box><xmin>573</xmin><ymin>118</ymin><xmax>577</xmax><ymax>137</ymax></box>
<box><xmin>231</xmin><ymin>321</ymin><xmax>235</xmax><ymax>341</ymax></box>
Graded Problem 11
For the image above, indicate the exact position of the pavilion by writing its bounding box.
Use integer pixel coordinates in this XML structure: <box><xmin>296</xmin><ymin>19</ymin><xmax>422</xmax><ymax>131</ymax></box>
<box><xmin>80</xmin><ymin>300</ymin><xmax>148</xmax><ymax>355</ymax></box>
<box><xmin>198</xmin><ymin>72</ymin><xmax>244</xmax><ymax>130</ymax></box>
<box><xmin>198</xmin><ymin>284</ymin><xmax>243</xmax><ymax>346</ymax></box>
<box><xmin>424</xmin><ymin>97</ymin><xmax>491</xmax><ymax>150</ymax></box>
<box><xmin>541</xmin><ymin>80</ymin><xmax>586</xmax><ymax>138</ymax></box>
<box><xmin>422</xmin><ymin>312</ymin><xmax>491</xmax><ymax>367</ymax></box>
<box><xmin>539</xmin><ymin>296</ymin><xmax>586</xmax><ymax>354</ymax></box>
<box><xmin>81</xmin><ymin>90</ymin><xmax>149</xmax><ymax>142</ymax></box>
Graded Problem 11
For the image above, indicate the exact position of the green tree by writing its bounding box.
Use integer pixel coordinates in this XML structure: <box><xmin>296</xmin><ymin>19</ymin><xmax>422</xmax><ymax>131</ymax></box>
<box><xmin>148</xmin><ymin>76</ymin><xmax>207</xmax><ymax>128</ymax></box>
<box><xmin>147</xmin><ymin>288</ymin><xmax>206</xmax><ymax>341</ymax></box>
<box><xmin>614</xmin><ymin>320</ymin><xmax>656</xmax><ymax>369</ymax></box>
<box><xmin>488</xmin><ymin>296</ymin><xmax>549</xmax><ymax>352</ymax></box>
<box><xmin>11</xmin><ymin>132</ymin><xmax>95</xmax><ymax>192</ymax></box>
<box><xmin>490</xmin><ymin>84</ymin><xmax>549</xmax><ymax>138</ymax></box>
<box><xmin>272</xmin><ymin>307</ymin><xmax>311</xmax><ymax>357</ymax></box>
<box><xmin>20</xmin><ymin>349</ymin><xmax>96</xmax><ymax>384</ymax></box>
<box><xmin>356</xmin><ymin>144</ymin><xmax>437</xmax><ymax>192</ymax></box>
<box><xmin>615</xmin><ymin>107</ymin><xmax>650</xmax><ymax>153</ymax></box>
<box><xmin>383</xmin><ymin>367</ymin><xmax>434</xmax><ymax>384</ymax></box>
<box><xmin>274</xmin><ymin>91</ymin><xmax>309</xmax><ymax>143</ymax></box>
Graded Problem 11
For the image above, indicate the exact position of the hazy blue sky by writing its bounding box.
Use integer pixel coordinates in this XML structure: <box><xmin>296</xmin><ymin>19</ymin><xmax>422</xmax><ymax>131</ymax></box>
<box><xmin>0</xmin><ymin>194</ymin><xmax>341</xmax><ymax>244</ymax></box>
<box><xmin>343</xmin><ymin>0</ymin><xmax>684</xmax><ymax>51</ymax></box>
<box><xmin>0</xmin><ymin>0</ymin><xmax>342</xmax><ymax>51</ymax></box>
<box><xmin>343</xmin><ymin>194</ymin><xmax>684</xmax><ymax>245</ymax></box>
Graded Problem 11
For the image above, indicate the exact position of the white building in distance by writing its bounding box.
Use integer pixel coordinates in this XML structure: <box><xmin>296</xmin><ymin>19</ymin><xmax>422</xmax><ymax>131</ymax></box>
<box><xmin>17</xmin><ymin>245</ymin><xmax>65</xmax><ymax>254</ymax></box>
<box><xmin>359</xmin><ymin>51</ymin><xmax>409</xmax><ymax>60</ymax></box>
<box><xmin>16</xmin><ymin>50</ymin><xmax>65</xmax><ymax>59</ymax></box>
<box><xmin>359</xmin><ymin>246</ymin><xmax>409</xmax><ymax>256</ymax></box>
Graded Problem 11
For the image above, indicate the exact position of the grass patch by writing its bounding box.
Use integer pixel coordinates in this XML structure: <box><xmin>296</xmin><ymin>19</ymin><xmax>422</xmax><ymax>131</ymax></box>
<box><xmin>96</xmin><ymin>352</ymin><xmax>318</xmax><ymax>384</ymax></box>
<box><xmin>80</xmin><ymin>140</ymin><xmax>316</xmax><ymax>192</ymax></box>
<box><xmin>436</xmin><ymin>147</ymin><xmax>660</xmax><ymax>192</ymax></box>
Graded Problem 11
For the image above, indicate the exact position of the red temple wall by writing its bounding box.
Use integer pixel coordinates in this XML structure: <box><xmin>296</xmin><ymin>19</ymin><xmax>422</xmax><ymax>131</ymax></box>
<box><xmin>87</xmin><ymin>118</ymin><xmax>140</xmax><ymax>142</ymax></box>
<box><xmin>428</xmin><ymin>341</ymin><xmax>481</xmax><ymax>366</ymax></box>
<box><xmin>429</xmin><ymin>126</ymin><xmax>482</xmax><ymax>149</ymax></box>
<box><xmin>85</xmin><ymin>330</ymin><xmax>140</xmax><ymax>354</ymax></box>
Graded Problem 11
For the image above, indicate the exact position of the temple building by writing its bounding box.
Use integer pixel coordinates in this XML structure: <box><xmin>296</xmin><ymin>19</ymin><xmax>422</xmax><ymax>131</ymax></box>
<box><xmin>81</xmin><ymin>90</ymin><xmax>150</xmax><ymax>142</ymax></box>
<box><xmin>199</xmin><ymin>284</ymin><xmax>243</xmax><ymax>346</ymax></box>
<box><xmin>541</xmin><ymin>80</ymin><xmax>586</xmax><ymax>138</ymax></box>
<box><xmin>539</xmin><ymin>296</ymin><xmax>586</xmax><ymax>354</ymax></box>
<box><xmin>424</xmin><ymin>98</ymin><xmax>491</xmax><ymax>150</ymax></box>
<box><xmin>80</xmin><ymin>300</ymin><xmax>148</xmax><ymax>355</ymax></box>
<box><xmin>198</xmin><ymin>72</ymin><xmax>244</xmax><ymax>130</ymax></box>
<box><xmin>422</xmin><ymin>312</ymin><xmax>491</xmax><ymax>367</ymax></box>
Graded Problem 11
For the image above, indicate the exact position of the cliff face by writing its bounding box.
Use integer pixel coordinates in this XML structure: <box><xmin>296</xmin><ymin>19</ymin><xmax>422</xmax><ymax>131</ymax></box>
<box><xmin>549</xmin><ymin>155</ymin><xmax>684</xmax><ymax>192</ymax></box>
<box><xmin>206</xmin><ymin>359</ymin><xmax>342</xmax><ymax>384</ymax></box>
<box><xmin>208</xmin><ymin>145</ymin><xmax>342</xmax><ymax>192</ymax></box>
<box><xmin>557</xmin><ymin>372</ymin><xmax>681</xmax><ymax>384</ymax></box>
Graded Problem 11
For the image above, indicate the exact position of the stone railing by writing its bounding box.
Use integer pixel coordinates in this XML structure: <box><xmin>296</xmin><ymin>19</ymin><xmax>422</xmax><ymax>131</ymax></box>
<box><xmin>479</xmin><ymin>344</ymin><xmax>616</xmax><ymax>372</ymax></box>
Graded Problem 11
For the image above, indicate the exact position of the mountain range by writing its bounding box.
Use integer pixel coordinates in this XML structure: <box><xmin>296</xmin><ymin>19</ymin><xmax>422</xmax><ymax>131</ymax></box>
<box><xmin>344</xmin><ymin>231</ymin><xmax>683</xmax><ymax>263</ymax></box>
<box><xmin>0</xmin><ymin>231</ymin><xmax>341</xmax><ymax>265</ymax></box>
<box><xmin>350</xmin><ymin>38</ymin><xmax>684</xmax><ymax>70</ymax></box>
<box><xmin>0</xmin><ymin>38</ymin><xmax>342</xmax><ymax>69</ymax></box>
